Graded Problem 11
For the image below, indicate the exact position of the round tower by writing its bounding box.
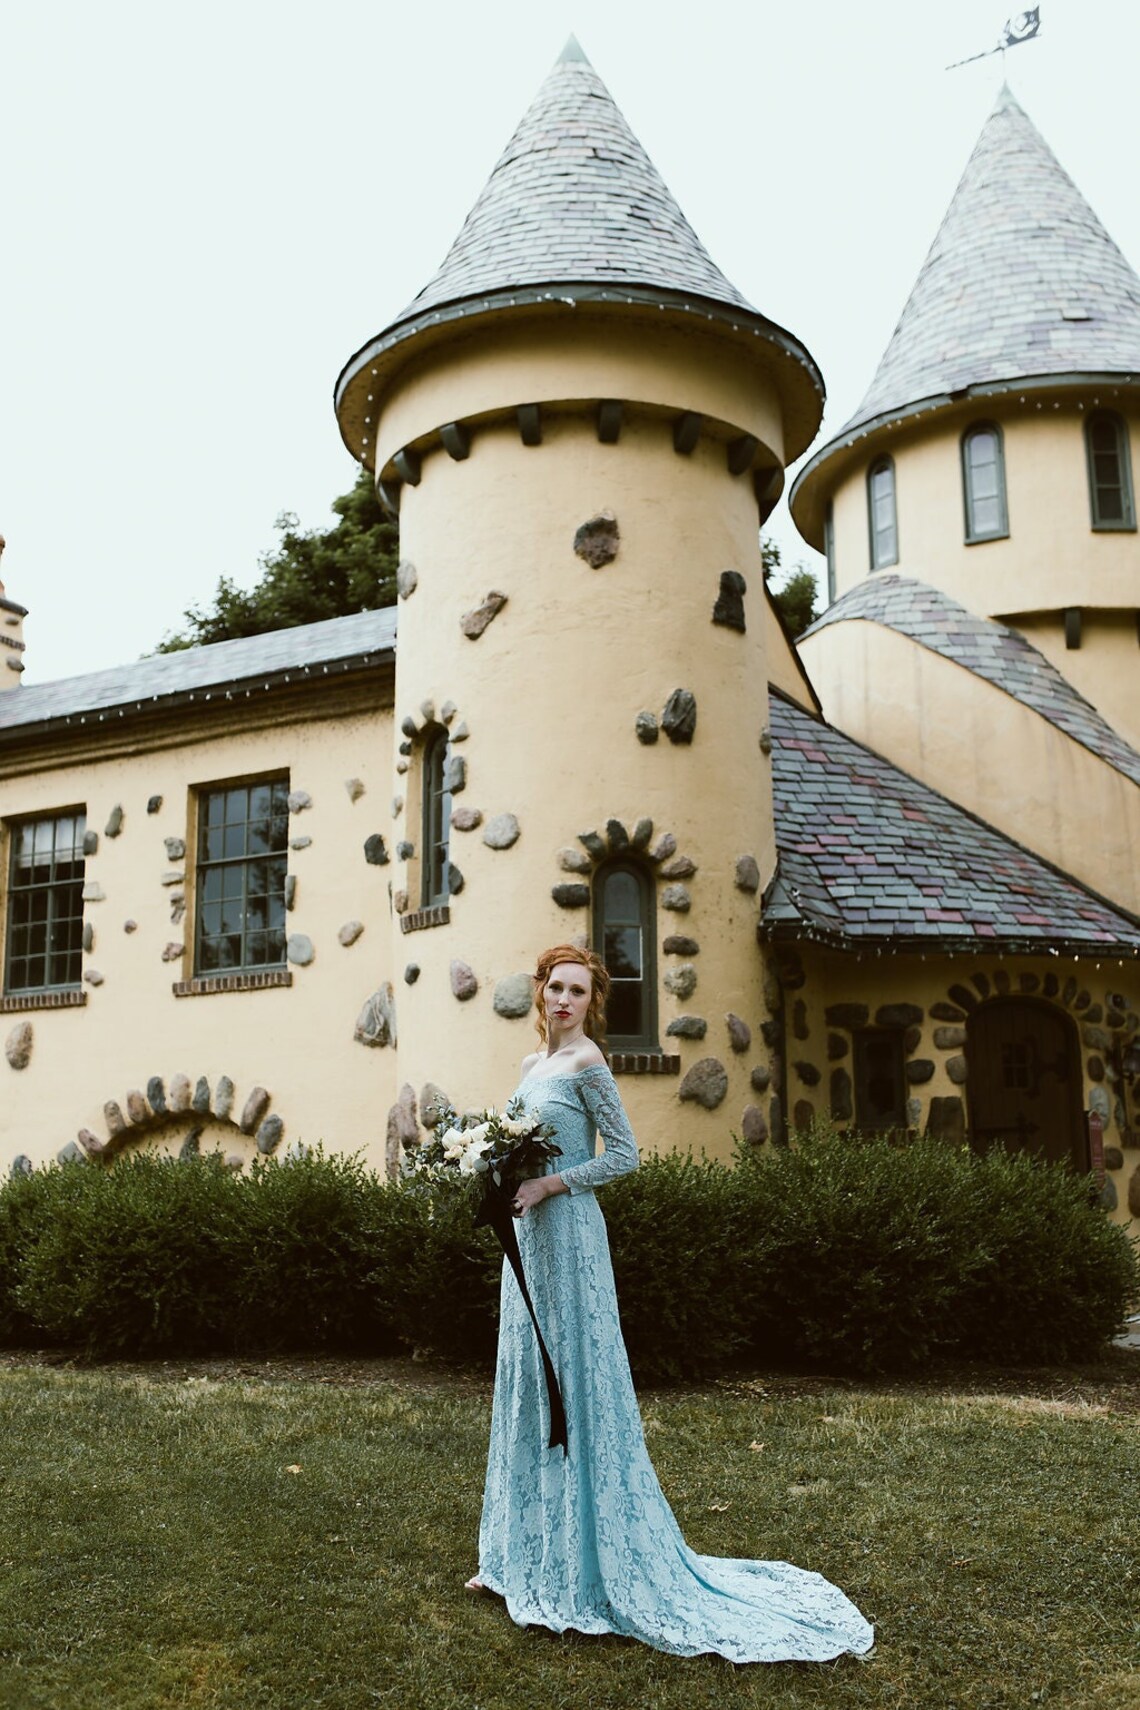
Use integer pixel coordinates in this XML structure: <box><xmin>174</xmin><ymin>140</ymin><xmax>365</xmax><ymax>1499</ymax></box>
<box><xmin>791</xmin><ymin>85</ymin><xmax>1140</xmax><ymax>748</ymax></box>
<box><xmin>334</xmin><ymin>40</ymin><xmax>823</xmax><ymax>1151</ymax></box>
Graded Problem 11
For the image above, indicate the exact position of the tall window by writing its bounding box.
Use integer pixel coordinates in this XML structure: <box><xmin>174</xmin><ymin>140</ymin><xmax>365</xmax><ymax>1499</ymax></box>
<box><xmin>853</xmin><ymin>1029</ymin><xmax>906</xmax><ymax>1132</ymax></box>
<box><xmin>961</xmin><ymin>422</ymin><xmax>1008</xmax><ymax>542</ymax></box>
<box><xmin>1086</xmin><ymin>411</ymin><xmax>1135</xmax><ymax>530</ymax></box>
<box><xmin>421</xmin><ymin>728</ymin><xmax>451</xmax><ymax>908</ymax></box>
<box><xmin>594</xmin><ymin>861</ymin><xmax>656</xmax><ymax>1048</ymax></box>
<box><xmin>867</xmin><ymin>457</ymin><xmax>898</xmax><ymax>569</ymax></box>
<box><xmin>195</xmin><ymin>778</ymin><xmax>288</xmax><ymax>974</ymax></box>
<box><xmin>4</xmin><ymin>811</ymin><xmax>86</xmax><ymax>993</ymax></box>
<box><xmin>823</xmin><ymin>500</ymin><xmax>837</xmax><ymax>604</ymax></box>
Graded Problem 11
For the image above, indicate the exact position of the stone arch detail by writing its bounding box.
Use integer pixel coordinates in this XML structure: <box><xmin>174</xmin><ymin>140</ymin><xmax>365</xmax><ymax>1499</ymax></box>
<box><xmin>65</xmin><ymin>1075</ymin><xmax>283</xmax><ymax>1165</ymax></box>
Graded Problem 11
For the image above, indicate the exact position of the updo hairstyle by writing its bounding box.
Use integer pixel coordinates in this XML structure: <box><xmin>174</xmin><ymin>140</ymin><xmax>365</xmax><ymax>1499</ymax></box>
<box><xmin>533</xmin><ymin>944</ymin><xmax>610</xmax><ymax>1046</ymax></box>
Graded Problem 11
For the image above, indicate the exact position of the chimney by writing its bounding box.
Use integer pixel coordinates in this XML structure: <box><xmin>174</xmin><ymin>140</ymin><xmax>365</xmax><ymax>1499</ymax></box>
<box><xmin>0</xmin><ymin>536</ymin><xmax>28</xmax><ymax>690</ymax></box>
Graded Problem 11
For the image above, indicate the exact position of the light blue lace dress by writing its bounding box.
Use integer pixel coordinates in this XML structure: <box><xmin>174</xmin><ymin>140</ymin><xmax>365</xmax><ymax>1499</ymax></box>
<box><xmin>476</xmin><ymin>1063</ymin><xmax>875</xmax><ymax>1663</ymax></box>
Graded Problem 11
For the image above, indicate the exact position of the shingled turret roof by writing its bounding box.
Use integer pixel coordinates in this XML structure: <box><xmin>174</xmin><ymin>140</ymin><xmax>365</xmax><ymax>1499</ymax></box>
<box><xmin>335</xmin><ymin>40</ymin><xmax>823</xmax><ymax>463</ymax></box>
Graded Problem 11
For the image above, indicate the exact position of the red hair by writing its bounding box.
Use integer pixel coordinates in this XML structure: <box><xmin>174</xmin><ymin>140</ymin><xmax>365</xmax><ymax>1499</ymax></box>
<box><xmin>533</xmin><ymin>944</ymin><xmax>610</xmax><ymax>1046</ymax></box>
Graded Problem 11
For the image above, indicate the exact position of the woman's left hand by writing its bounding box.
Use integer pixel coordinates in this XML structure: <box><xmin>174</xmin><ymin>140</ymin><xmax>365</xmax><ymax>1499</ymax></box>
<box><xmin>511</xmin><ymin>1174</ymin><xmax>564</xmax><ymax>1217</ymax></box>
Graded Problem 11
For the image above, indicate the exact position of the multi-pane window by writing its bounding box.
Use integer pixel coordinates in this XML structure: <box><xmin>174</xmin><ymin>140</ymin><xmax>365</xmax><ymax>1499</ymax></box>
<box><xmin>853</xmin><ymin>1029</ymin><xmax>906</xmax><ymax>1132</ymax></box>
<box><xmin>961</xmin><ymin>423</ymin><xmax>1008</xmax><ymax>541</ymax></box>
<box><xmin>421</xmin><ymin>728</ymin><xmax>451</xmax><ymax>908</ymax></box>
<box><xmin>1085</xmin><ymin>411</ymin><xmax>1135</xmax><ymax>529</ymax></box>
<box><xmin>195</xmin><ymin>779</ymin><xmax>288</xmax><ymax>974</ymax></box>
<box><xmin>594</xmin><ymin>861</ymin><xmax>656</xmax><ymax>1048</ymax></box>
<box><xmin>867</xmin><ymin>457</ymin><xmax>898</xmax><ymax>569</ymax></box>
<box><xmin>4</xmin><ymin>812</ymin><xmax>86</xmax><ymax>992</ymax></box>
<box><xmin>823</xmin><ymin>500</ymin><xmax>837</xmax><ymax>605</ymax></box>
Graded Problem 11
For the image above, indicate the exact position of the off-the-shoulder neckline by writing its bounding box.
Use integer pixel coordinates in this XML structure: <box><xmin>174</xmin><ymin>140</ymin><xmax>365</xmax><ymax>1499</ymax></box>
<box><xmin>519</xmin><ymin>1062</ymin><xmax>611</xmax><ymax>1088</ymax></box>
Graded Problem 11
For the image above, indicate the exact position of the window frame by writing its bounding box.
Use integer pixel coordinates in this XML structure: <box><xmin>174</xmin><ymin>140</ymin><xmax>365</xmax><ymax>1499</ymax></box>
<box><xmin>3</xmin><ymin>809</ymin><xmax>87</xmax><ymax>995</ymax></box>
<box><xmin>592</xmin><ymin>858</ymin><xmax>658</xmax><ymax>1051</ymax></box>
<box><xmin>420</xmin><ymin>726</ymin><xmax>452</xmax><ymax>909</ymax></box>
<box><xmin>866</xmin><ymin>456</ymin><xmax>899</xmax><ymax>570</ymax></box>
<box><xmin>1085</xmin><ymin>410</ymin><xmax>1136</xmax><ymax>531</ymax></box>
<box><xmin>852</xmin><ymin>1027</ymin><xmax>907</xmax><ymax>1133</ymax></box>
<box><xmin>823</xmin><ymin>499</ymin><xmax>837</xmax><ymax>605</ymax></box>
<box><xmin>960</xmin><ymin>421</ymin><xmax>1009</xmax><ymax>543</ymax></box>
<box><xmin>193</xmin><ymin>775</ymin><xmax>289</xmax><ymax>978</ymax></box>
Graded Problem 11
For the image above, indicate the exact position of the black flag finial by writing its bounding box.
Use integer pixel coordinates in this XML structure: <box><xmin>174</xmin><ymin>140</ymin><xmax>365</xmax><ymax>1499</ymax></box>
<box><xmin>946</xmin><ymin>7</ymin><xmax>1041</xmax><ymax>70</ymax></box>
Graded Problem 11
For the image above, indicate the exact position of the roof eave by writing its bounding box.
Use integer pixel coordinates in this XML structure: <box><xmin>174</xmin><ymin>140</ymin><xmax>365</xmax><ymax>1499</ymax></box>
<box><xmin>757</xmin><ymin>916</ymin><xmax>1140</xmax><ymax>959</ymax></box>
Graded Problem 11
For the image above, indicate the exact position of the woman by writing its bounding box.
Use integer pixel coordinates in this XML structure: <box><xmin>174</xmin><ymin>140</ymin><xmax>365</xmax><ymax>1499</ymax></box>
<box><xmin>467</xmin><ymin>943</ymin><xmax>874</xmax><ymax>1664</ymax></box>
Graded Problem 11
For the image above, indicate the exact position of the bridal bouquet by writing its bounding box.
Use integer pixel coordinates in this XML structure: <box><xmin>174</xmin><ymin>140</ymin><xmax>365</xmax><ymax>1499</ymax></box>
<box><xmin>405</xmin><ymin>1097</ymin><xmax>561</xmax><ymax>1207</ymax></box>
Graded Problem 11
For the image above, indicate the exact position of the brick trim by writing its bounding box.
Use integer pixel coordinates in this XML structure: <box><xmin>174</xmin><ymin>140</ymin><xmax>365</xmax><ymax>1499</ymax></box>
<box><xmin>609</xmin><ymin>1051</ymin><xmax>681</xmax><ymax>1075</ymax></box>
<box><xmin>399</xmin><ymin>905</ymin><xmax>450</xmax><ymax>934</ymax></box>
<box><xmin>0</xmin><ymin>988</ymin><xmax>87</xmax><ymax>1013</ymax></box>
<box><xmin>172</xmin><ymin>969</ymin><xmax>293</xmax><ymax>998</ymax></box>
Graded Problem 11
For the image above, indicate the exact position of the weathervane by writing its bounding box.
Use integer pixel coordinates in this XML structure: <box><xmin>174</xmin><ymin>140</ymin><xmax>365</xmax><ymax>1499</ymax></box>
<box><xmin>946</xmin><ymin>7</ymin><xmax>1041</xmax><ymax>70</ymax></box>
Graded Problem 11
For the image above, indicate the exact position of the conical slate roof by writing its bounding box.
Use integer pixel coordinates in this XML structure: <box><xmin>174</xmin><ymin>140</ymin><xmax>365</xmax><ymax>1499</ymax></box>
<box><xmin>846</xmin><ymin>86</ymin><xmax>1140</xmax><ymax>433</ymax></box>
<box><xmin>391</xmin><ymin>37</ymin><xmax>752</xmax><ymax>325</ymax></box>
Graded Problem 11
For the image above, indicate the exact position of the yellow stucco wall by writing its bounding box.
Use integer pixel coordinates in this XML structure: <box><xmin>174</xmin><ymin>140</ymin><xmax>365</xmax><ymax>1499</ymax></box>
<box><xmin>1013</xmin><ymin>610</ymin><xmax>1140</xmax><ymax>753</ymax></box>
<box><xmin>0</xmin><ymin>699</ymin><xmax>399</xmax><ymax>1171</ymax></box>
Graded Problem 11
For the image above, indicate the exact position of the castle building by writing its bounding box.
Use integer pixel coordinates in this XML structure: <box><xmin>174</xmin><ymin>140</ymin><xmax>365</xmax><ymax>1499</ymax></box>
<box><xmin>0</xmin><ymin>47</ymin><xmax>1137</xmax><ymax>1223</ymax></box>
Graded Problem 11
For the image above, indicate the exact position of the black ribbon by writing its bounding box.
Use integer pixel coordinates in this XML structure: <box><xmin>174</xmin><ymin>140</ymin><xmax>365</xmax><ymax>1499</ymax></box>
<box><xmin>476</xmin><ymin>1179</ymin><xmax>568</xmax><ymax>1454</ymax></box>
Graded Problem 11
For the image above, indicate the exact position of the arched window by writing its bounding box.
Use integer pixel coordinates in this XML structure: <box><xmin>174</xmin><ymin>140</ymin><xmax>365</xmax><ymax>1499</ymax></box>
<box><xmin>420</xmin><ymin>727</ymin><xmax>451</xmax><ymax>908</ymax></box>
<box><xmin>961</xmin><ymin>422</ymin><xmax>1008</xmax><ymax>542</ymax></box>
<box><xmin>1085</xmin><ymin>411</ymin><xmax>1135</xmax><ymax>530</ymax></box>
<box><xmin>593</xmin><ymin>860</ymin><xmax>657</xmax><ymax>1049</ymax></box>
<box><xmin>866</xmin><ymin>457</ymin><xmax>898</xmax><ymax>569</ymax></box>
<box><xmin>823</xmin><ymin>500</ymin><xmax>837</xmax><ymax>605</ymax></box>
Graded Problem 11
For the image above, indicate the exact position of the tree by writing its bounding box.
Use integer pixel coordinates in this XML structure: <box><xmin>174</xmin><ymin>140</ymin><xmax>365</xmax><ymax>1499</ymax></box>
<box><xmin>157</xmin><ymin>471</ymin><xmax>399</xmax><ymax>651</ymax></box>
<box><xmin>761</xmin><ymin>538</ymin><xmax>819</xmax><ymax>640</ymax></box>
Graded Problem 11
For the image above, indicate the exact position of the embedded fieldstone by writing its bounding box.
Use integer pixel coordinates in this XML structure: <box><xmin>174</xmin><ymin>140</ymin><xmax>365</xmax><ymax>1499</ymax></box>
<box><xmin>82</xmin><ymin>881</ymin><xmax>105</xmax><ymax>902</ymax></box>
<box><xmin>448</xmin><ymin>864</ymin><xmax>465</xmax><ymax>895</ymax></box>
<box><xmin>364</xmin><ymin>834</ymin><xmax>389</xmax><ymax>866</ymax></box>
<box><xmin>904</xmin><ymin>1025</ymin><xmax>923</xmax><ymax>1055</ymax></box>
<box><xmin>630</xmin><ymin>818</ymin><xmax>653</xmax><ymax>851</ymax></box>
<box><xmin>659</xmin><ymin>855</ymin><xmax>696</xmax><ymax>880</ymax></box>
<box><xmin>452</xmin><ymin>807</ymin><xmax>483</xmax><ymax>833</ymax></box>
<box><xmin>1104</xmin><ymin>1145</ymin><xmax>1124</xmax><ymax>1172</ymax></box>
<box><xmin>240</xmin><ymin>1087</ymin><xmax>271</xmax><ymax>1134</ymax></box>
<box><xmin>82</xmin><ymin>922</ymin><xmax>95</xmax><ymax>953</ymax></box>
<box><xmin>452</xmin><ymin>721</ymin><xmax>469</xmax><ymax>742</ymax></box>
<box><xmin>648</xmin><ymin>832</ymin><xmax>676</xmax><ymax>864</ymax></box>
<box><xmin>147</xmin><ymin>1077</ymin><xmax>167</xmax><ymax>1115</ymax></box>
<box><xmin>779</xmin><ymin>950</ymin><xmax>805</xmax><ymax>994</ymax></box>
<box><xmin>906</xmin><ymin>1060</ymin><xmax>935</xmax><ymax>1085</ymax></box>
<box><xmin>84</xmin><ymin>969</ymin><xmax>104</xmax><ymax>987</ymax></box>
<box><xmin>77</xmin><ymin>1129</ymin><xmax>107</xmax><ymax>1159</ymax></box>
<box><xmin>421</xmin><ymin>1084</ymin><xmax>450</xmax><ymax>1129</ymax></box>
<box><xmin>661</xmin><ymin>884</ymin><xmax>691</xmax><ymax>913</ymax></box>
<box><xmin>1089</xmin><ymin>1085</ymin><xmax>1110</xmax><ymax>1121</ymax></box>
<box><xmin>664</xmin><ymin>965</ymin><xmax>697</xmax><ymax>999</ymax></box>
<box><xmin>926</xmin><ymin>1096</ymin><xmax>965</xmax><ymax>1143</ymax></box>
<box><xmin>391</xmin><ymin>796</ymin><xmax>404</xmax><ymax>818</ymax></box>
<box><xmin>573</xmin><ymin>513</ymin><xmax>619</xmax><ymax>568</ymax></box>
<box><xmin>972</xmin><ymin>973</ymin><xmax>991</xmax><ymax>999</ymax></box>
<box><xmin>396</xmin><ymin>560</ymin><xmax>418</xmax><ymax>599</ymax></box>
<box><xmin>146</xmin><ymin>796</ymin><xmax>163</xmax><ymax>814</ymax></box>
<box><xmin>104</xmin><ymin>1100</ymin><xmax>127</xmax><ymax>1136</ymax></box>
<box><xmin>393</xmin><ymin>889</ymin><xmax>408</xmax><ymax>913</ymax></box>
<box><xmin>827</xmin><ymin>1033</ymin><xmax>848</xmax><ymax>1061</ymax></box>
<box><xmin>5</xmin><ymin>1023</ymin><xmax>33</xmax><ymax>1070</ymax></box>
<box><xmin>1082</xmin><ymin>1025</ymin><xmax>1111</xmax><ymax>1052</ymax></box>
<box><xmin>82</xmin><ymin>830</ymin><xmax>99</xmax><ymax>856</ymax></box>
<box><xmin>354</xmin><ymin>985</ymin><xmax>397</xmax><ymax>1048</ymax></box>
<box><xmin>635</xmin><ymin>712</ymin><xmax>659</xmax><ymax>745</ymax></box>
<box><xmin>947</xmin><ymin>984</ymin><xmax>978</xmax><ymax>1012</ymax></box>
<box><xmin>825</xmin><ymin>1003</ymin><xmax>869</xmax><ymax>1029</ymax></box>
<box><xmin>993</xmin><ymin>969</ymin><xmax>1011</xmax><ymax>995</ymax></box>
<box><xmin>792</xmin><ymin>1101</ymin><xmax>815</xmax><ymax>1133</ymax></box>
<box><xmin>105</xmin><ymin>805</ymin><xmax>124</xmax><ymax>838</ymax></box>
<box><xmin>731</xmin><ymin>854</ymin><xmax>760</xmax><ymax>898</ymax></box>
<box><xmin>451</xmin><ymin>960</ymin><xmax>478</xmax><ymax>1001</ymax></box>
<box><xmin>1127</xmin><ymin>1167</ymin><xmax>1140</xmax><ymax>1221</ymax></box>
<box><xmin>170</xmin><ymin>896</ymin><xmax>186</xmax><ymax>924</ymax></box>
<box><xmin>11</xmin><ymin>1156</ymin><xmax>33</xmax><ymax>1177</ymax></box>
<box><xmin>663</xmin><ymin>935</ymin><xmax>699</xmax><ymax>956</ymax></box>
<box><xmin>552</xmin><ymin>883</ymin><xmax>590</xmax><ymax>908</ymax></box>
<box><xmin>1043</xmin><ymin>972</ymin><xmax>1060</xmax><ymax>998</ymax></box>
<box><xmin>933</xmin><ymin>1025</ymin><xmax>967</xmax><ymax>1049</ymax></box>
<box><xmin>661</xmin><ymin>688</ymin><xmax>696</xmax><ymax>745</ymax></box>
<box><xmin>1099</xmin><ymin>1176</ymin><xmax>1119</xmax><ymax>1212</ymax></box>
<box><xmin>404</xmin><ymin>964</ymin><xmax>420</xmax><ymax>985</ymax></box>
<box><xmin>256</xmin><ymin>1115</ymin><xmax>285</xmax><ymax>1155</ymax></box>
<box><xmin>727</xmin><ymin>1014</ymin><xmax>751</xmax><ymax>1054</ymax></box>
<box><xmin>169</xmin><ymin>1074</ymin><xmax>191</xmax><ymax>1113</ymax></box>
<box><xmin>443</xmin><ymin>754</ymin><xmax>467</xmax><ymax>794</ymax></box>
<box><xmin>762</xmin><ymin>964</ymin><xmax>781</xmax><ymax>1012</ymax></box>
<box><xmin>179</xmin><ymin>1129</ymin><xmax>202</xmax><ymax>1160</ymax></box>
<box><xmin>1084</xmin><ymin>1003</ymin><xmax>1104</xmax><ymax>1025</ymax></box>
<box><xmin>712</xmin><ymin>570</ymin><xmax>747</xmax><ymax>632</ymax></box>
<box><xmin>494</xmin><ymin>973</ymin><xmax>534</xmax><ymax>1019</ymax></box>
<box><xmin>164</xmin><ymin>836</ymin><xmax>186</xmax><ymax>861</ymax></box>
<box><xmin>126</xmin><ymin>1090</ymin><xmax>150</xmax><ymax>1125</ymax></box>
<box><xmin>605</xmin><ymin>819</ymin><xmax>629</xmax><ymax>854</ymax></box>
<box><xmin>290</xmin><ymin>836</ymin><xmax>312</xmax><ymax>852</ymax></box>
<box><xmin>907</xmin><ymin>1098</ymin><xmax>922</xmax><ymax>1126</ymax></box>
<box><xmin>345</xmin><ymin>777</ymin><xmax>365</xmax><ymax>802</ymax></box>
<box><xmin>58</xmin><ymin>1141</ymin><xmax>84</xmax><ymax>1165</ymax></box>
<box><xmin>768</xmin><ymin>1095</ymin><xmax>786</xmax><ymax>1146</ymax></box>
<box><xmin>398</xmin><ymin>741</ymin><xmax>412</xmax><ymax>757</ymax></box>
<box><xmin>287</xmin><ymin>791</ymin><xmax>311</xmax><ymax>813</ymax></box>
<box><xmin>1074</xmin><ymin>989</ymin><xmax>1091</xmax><ymax>1011</ymax></box>
<box><xmin>461</xmin><ymin>590</ymin><xmax>508</xmax><ymax>639</ymax></box>
<box><xmin>678</xmin><ymin>1057</ymin><xmax>728</xmax><ymax>1109</ymax></box>
<box><xmin>1107</xmin><ymin>1008</ymin><xmax>1127</xmax><ymax>1030</ymax></box>
<box><xmin>161</xmin><ymin>943</ymin><xmax>183</xmax><ymax>962</ymax></box>
<box><xmin>750</xmin><ymin>1064</ymin><xmax>771</xmax><ymax>1093</ymax></box>
<box><xmin>192</xmin><ymin>1077</ymin><xmax>211</xmax><ymax>1115</ymax></box>
<box><xmin>830</xmin><ymin>1067</ymin><xmax>853</xmax><ymax>1121</ymax></box>
<box><xmin>792</xmin><ymin>999</ymin><xmax>808</xmax><ymax>1041</ymax></box>
<box><xmin>484</xmin><ymin>814</ymin><xmax>521</xmax><ymax>850</ymax></box>
<box><xmin>930</xmin><ymin>1002</ymin><xmax>966</xmax><ymax>1022</ymax></box>
<box><xmin>396</xmin><ymin>841</ymin><xmax>414</xmax><ymax>861</ymax></box>
<box><xmin>946</xmin><ymin>1055</ymin><xmax>968</xmax><ymax>1085</ymax></box>
<box><xmin>124</xmin><ymin>920</ymin><xmax>138</xmax><ymax>934</ymax></box>
<box><xmin>760</xmin><ymin>1019</ymin><xmax>781</xmax><ymax>1047</ymax></box>
<box><xmin>558</xmin><ymin>847</ymin><xmax>592</xmax><ymax>874</ymax></box>
<box><xmin>666</xmin><ymin>1016</ymin><xmax>707</xmax><ymax>1040</ymax></box>
<box><xmin>224</xmin><ymin>1154</ymin><xmax>244</xmax><ymax>1172</ymax></box>
<box><xmin>1114</xmin><ymin>1097</ymin><xmax>1126</xmax><ymax>1130</ymax></box>
<box><xmin>875</xmin><ymin>1003</ymin><xmax>923</xmax><ymax>1028</ymax></box>
<box><xmin>215</xmin><ymin>1077</ymin><xmax>235</xmax><ymax>1120</ymax></box>
<box><xmin>793</xmin><ymin>1060</ymin><xmax>820</xmax><ymax>1087</ymax></box>
<box><xmin>1088</xmin><ymin>1055</ymin><xmax>1105</xmax><ymax>1082</ymax></box>
<box><xmin>441</xmin><ymin>701</ymin><xmax>457</xmax><ymax>725</ymax></box>
<box><xmin>287</xmin><ymin>934</ymin><xmax>314</xmax><ymax>967</ymax></box>
<box><xmin>1061</xmin><ymin>977</ymin><xmax>1078</xmax><ymax>1005</ymax></box>
<box><xmin>338</xmin><ymin>921</ymin><xmax>364</xmax><ymax>947</ymax></box>
<box><xmin>741</xmin><ymin>1104</ymin><xmax>767</xmax><ymax>1146</ymax></box>
<box><xmin>1020</xmin><ymin>973</ymin><xmax>1043</xmax><ymax>996</ymax></box>
<box><xmin>284</xmin><ymin>876</ymin><xmax>297</xmax><ymax>912</ymax></box>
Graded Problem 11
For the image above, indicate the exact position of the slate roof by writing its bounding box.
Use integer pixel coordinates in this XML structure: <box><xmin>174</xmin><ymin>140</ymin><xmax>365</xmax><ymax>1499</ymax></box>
<box><xmin>802</xmin><ymin>574</ymin><xmax>1140</xmax><ymax>790</ymax></box>
<box><xmin>0</xmin><ymin>608</ymin><xmax>396</xmax><ymax>740</ymax></box>
<box><xmin>846</xmin><ymin>86</ymin><xmax>1140</xmax><ymax>434</ymax></box>
<box><xmin>766</xmin><ymin>690</ymin><xmax>1140</xmax><ymax>955</ymax></box>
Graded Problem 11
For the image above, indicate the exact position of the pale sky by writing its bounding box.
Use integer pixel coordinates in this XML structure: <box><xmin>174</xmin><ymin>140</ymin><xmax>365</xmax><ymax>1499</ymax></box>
<box><xmin>3</xmin><ymin>0</ymin><xmax>1137</xmax><ymax>683</ymax></box>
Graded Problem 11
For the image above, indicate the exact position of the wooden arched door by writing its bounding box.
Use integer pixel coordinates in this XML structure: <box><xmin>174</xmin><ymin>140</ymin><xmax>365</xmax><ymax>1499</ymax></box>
<box><xmin>966</xmin><ymin>998</ymin><xmax>1086</xmax><ymax>1168</ymax></box>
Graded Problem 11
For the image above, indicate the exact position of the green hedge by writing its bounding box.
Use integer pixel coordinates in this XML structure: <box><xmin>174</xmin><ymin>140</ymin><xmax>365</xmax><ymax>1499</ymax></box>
<box><xmin>0</xmin><ymin>1131</ymin><xmax>1134</xmax><ymax>1376</ymax></box>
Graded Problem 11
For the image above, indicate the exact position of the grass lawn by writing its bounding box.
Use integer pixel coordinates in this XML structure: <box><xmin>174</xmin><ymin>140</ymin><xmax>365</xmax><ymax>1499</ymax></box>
<box><xmin>0</xmin><ymin>1354</ymin><xmax>1137</xmax><ymax>1710</ymax></box>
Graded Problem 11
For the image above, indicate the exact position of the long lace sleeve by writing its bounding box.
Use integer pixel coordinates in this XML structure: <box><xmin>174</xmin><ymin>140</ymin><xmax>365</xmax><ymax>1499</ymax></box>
<box><xmin>559</xmin><ymin>1065</ymin><xmax>640</xmax><ymax>1195</ymax></box>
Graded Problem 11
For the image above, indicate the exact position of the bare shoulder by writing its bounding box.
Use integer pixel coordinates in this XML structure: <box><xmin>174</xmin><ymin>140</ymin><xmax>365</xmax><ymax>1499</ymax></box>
<box><xmin>519</xmin><ymin>1050</ymin><xmax>542</xmax><ymax>1078</ymax></box>
<box><xmin>571</xmin><ymin>1039</ymin><xmax>607</xmax><ymax>1072</ymax></box>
